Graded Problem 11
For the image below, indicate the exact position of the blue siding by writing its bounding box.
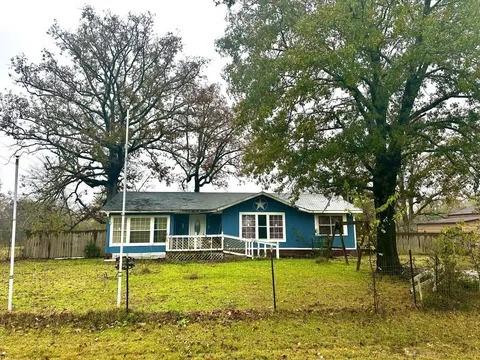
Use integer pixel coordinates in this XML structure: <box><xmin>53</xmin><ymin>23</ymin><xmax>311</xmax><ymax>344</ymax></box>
<box><xmin>206</xmin><ymin>213</ymin><xmax>222</xmax><ymax>234</ymax></box>
<box><xmin>222</xmin><ymin>195</ymin><xmax>356</xmax><ymax>249</ymax></box>
<box><xmin>173</xmin><ymin>214</ymin><xmax>189</xmax><ymax>235</ymax></box>
<box><xmin>107</xmin><ymin>245</ymin><xmax>166</xmax><ymax>253</ymax></box>
<box><xmin>222</xmin><ymin>195</ymin><xmax>316</xmax><ymax>248</ymax></box>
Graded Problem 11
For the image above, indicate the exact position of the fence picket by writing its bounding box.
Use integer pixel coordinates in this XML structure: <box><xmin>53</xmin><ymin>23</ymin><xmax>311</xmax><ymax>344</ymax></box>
<box><xmin>21</xmin><ymin>230</ymin><xmax>106</xmax><ymax>259</ymax></box>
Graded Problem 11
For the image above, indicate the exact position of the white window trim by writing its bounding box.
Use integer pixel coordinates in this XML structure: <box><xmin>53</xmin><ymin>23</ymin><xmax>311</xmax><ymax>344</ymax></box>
<box><xmin>239</xmin><ymin>212</ymin><xmax>286</xmax><ymax>242</ymax></box>
<box><xmin>314</xmin><ymin>214</ymin><xmax>348</xmax><ymax>236</ymax></box>
<box><xmin>109</xmin><ymin>215</ymin><xmax>170</xmax><ymax>246</ymax></box>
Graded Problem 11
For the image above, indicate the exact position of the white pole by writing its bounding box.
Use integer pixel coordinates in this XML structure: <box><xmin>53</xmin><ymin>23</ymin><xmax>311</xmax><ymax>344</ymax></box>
<box><xmin>7</xmin><ymin>156</ymin><xmax>19</xmax><ymax>312</ymax></box>
<box><xmin>116</xmin><ymin>109</ymin><xmax>130</xmax><ymax>308</ymax></box>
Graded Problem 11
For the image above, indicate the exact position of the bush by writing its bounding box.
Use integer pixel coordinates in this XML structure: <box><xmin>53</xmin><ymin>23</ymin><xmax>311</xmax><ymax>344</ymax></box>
<box><xmin>84</xmin><ymin>241</ymin><xmax>101</xmax><ymax>258</ymax></box>
<box><xmin>431</xmin><ymin>227</ymin><xmax>464</xmax><ymax>289</ymax></box>
<box><xmin>424</xmin><ymin>226</ymin><xmax>480</xmax><ymax>309</ymax></box>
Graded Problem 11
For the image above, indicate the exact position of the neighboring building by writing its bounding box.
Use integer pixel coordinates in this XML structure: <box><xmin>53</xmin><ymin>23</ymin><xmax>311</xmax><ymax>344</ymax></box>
<box><xmin>102</xmin><ymin>191</ymin><xmax>362</xmax><ymax>258</ymax></box>
<box><xmin>416</xmin><ymin>206</ymin><xmax>480</xmax><ymax>233</ymax></box>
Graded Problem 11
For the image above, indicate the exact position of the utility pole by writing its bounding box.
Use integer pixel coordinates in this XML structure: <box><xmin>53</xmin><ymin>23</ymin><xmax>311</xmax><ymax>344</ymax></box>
<box><xmin>7</xmin><ymin>156</ymin><xmax>19</xmax><ymax>312</ymax></box>
<box><xmin>117</xmin><ymin>109</ymin><xmax>130</xmax><ymax>308</ymax></box>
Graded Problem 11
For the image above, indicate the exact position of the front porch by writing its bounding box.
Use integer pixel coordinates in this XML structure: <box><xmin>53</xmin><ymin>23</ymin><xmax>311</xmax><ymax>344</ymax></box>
<box><xmin>166</xmin><ymin>234</ymin><xmax>280</xmax><ymax>259</ymax></box>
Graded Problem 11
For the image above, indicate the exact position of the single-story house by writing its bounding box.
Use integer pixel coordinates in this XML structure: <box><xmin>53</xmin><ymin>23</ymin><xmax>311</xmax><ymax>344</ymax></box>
<box><xmin>416</xmin><ymin>206</ymin><xmax>480</xmax><ymax>233</ymax></box>
<box><xmin>102</xmin><ymin>191</ymin><xmax>362</xmax><ymax>259</ymax></box>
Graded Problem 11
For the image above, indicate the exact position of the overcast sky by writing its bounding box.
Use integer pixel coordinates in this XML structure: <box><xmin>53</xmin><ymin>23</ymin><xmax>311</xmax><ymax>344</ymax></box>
<box><xmin>0</xmin><ymin>0</ymin><xmax>261</xmax><ymax>194</ymax></box>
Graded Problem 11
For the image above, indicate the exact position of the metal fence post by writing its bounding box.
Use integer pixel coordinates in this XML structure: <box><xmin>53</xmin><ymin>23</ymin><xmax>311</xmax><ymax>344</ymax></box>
<box><xmin>409</xmin><ymin>249</ymin><xmax>417</xmax><ymax>307</ymax></box>
<box><xmin>126</xmin><ymin>256</ymin><xmax>129</xmax><ymax>313</ymax></box>
<box><xmin>270</xmin><ymin>246</ymin><xmax>277</xmax><ymax>311</ymax></box>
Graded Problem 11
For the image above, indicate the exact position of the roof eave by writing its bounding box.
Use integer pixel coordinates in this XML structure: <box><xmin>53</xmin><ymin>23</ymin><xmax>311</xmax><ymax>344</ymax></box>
<box><xmin>300</xmin><ymin>208</ymin><xmax>363</xmax><ymax>214</ymax></box>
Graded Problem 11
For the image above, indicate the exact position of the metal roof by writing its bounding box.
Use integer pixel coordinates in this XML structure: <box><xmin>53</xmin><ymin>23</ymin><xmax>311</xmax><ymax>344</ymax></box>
<box><xmin>449</xmin><ymin>206</ymin><xmax>479</xmax><ymax>216</ymax></box>
<box><xmin>279</xmin><ymin>193</ymin><xmax>362</xmax><ymax>214</ymax></box>
<box><xmin>102</xmin><ymin>191</ymin><xmax>362</xmax><ymax>214</ymax></box>
<box><xmin>417</xmin><ymin>214</ymin><xmax>480</xmax><ymax>225</ymax></box>
<box><xmin>417</xmin><ymin>206</ymin><xmax>480</xmax><ymax>225</ymax></box>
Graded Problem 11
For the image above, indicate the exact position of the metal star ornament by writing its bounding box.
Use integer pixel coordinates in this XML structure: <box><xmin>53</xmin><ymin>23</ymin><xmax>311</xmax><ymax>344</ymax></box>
<box><xmin>255</xmin><ymin>198</ymin><xmax>267</xmax><ymax>210</ymax></box>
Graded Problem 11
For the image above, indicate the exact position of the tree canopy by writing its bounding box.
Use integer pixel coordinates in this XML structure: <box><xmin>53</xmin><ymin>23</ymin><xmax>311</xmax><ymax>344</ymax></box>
<box><xmin>162</xmin><ymin>83</ymin><xmax>241</xmax><ymax>192</ymax></box>
<box><xmin>218</xmin><ymin>0</ymin><xmax>480</xmax><ymax>271</ymax></box>
<box><xmin>0</xmin><ymin>7</ymin><xmax>203</xmax><ymax>208</ymax></box>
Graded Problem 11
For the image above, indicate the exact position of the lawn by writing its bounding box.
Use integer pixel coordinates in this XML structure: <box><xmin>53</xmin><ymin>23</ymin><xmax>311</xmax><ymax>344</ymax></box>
<box><xmin>0</xmin><ymin>258</ymin><xmax>478</xmax><ymax>359</ymax></box>
<box><xmin>0</xmin><ymin>258</ymin><xmax>410</xmax><ymax>313</ymax></box>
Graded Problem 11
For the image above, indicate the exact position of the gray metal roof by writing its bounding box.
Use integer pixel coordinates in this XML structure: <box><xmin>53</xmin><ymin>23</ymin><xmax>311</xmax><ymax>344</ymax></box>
<box><xmin>102</xmin><ymin>191</ymin><xmax>362</xmax><ymax>214</ymax></box>
<box><xmin>449</xmin><ymin>206</ymin><xmax>478</xmax><ymax>216</ymax></box>
<box><xmin>279</xmin><ymin>193</ymin><xmax>362</xmax><ymax>214</ymax></box>
<box><xmin>417</xmin><ymin>215</ymin><xmax>480</xmax><ymax>225</ymax></box>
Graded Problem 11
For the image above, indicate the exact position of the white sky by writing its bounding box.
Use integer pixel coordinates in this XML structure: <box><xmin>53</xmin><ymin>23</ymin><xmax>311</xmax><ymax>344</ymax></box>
<box><xmin>0</xmin><ymin>0</ymin><xmax>261</xmax><ymax>194</ymax></box>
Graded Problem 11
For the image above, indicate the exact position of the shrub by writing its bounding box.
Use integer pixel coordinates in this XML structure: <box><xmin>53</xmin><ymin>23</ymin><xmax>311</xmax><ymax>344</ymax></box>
<box><xmin>432</xmin><ymin>226</ymin><xmax>471</xmax><ymax>286</ymax></box>
<box><xmin>84</xmin><ymin>241</ymin><xmax>101</xmax><ymax>258</ymax></box>
<box><xmin>424</xmin><ymin>226</ymin><xmax>480</xmax><ymax>309</ymax></box>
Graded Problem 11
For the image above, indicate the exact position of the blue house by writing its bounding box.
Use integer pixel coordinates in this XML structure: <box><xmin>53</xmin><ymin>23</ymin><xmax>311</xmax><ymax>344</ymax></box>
<box><xmin>102</xmin><ymin>192</ymin><xmax>362</xmax><ymax>259</ymax></box>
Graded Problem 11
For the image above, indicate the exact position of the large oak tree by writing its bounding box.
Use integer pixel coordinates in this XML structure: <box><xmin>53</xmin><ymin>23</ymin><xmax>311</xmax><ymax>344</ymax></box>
<box><xmin>0</xmin><ymin>7</ymin><xmax>203</xmax><ymax>206</ymax></box>
<box><xmin>218</xmin><ymin>0</ymin><xmax>480</xmax><ymax>272</ymax></box>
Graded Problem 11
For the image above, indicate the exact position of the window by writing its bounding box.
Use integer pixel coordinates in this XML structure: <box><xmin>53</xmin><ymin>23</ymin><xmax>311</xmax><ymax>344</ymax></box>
<box><xmin>111</xmin><ymin>217</ymin><xmax>126</xmax><ymax>244</ymax></box>
<box><xmin>129</xmin><ymin>217</ymin><xmax>151</xmax><ymax>243</ymax></box>
<box><xmin>258</xmin><ymin>215</ymin><xmax>267</xmax><ymax>239</ymax></box>
<box><xmin>110</xmin><ymin>216</ymin><xmax>170</xmax><ymax>245</ymax></box>
<box><xmin>154</xmin><ymin>217</ymin><xmax>168</xmax><ymax>243</ymax></box>
<box><xmin>241</xmin><ymin>215</ymin><xmax>256</xmax><ymax>239</ymax></box>
<box><xmin>269</xmin><ymin>215</ymin><xmax>284</xmax><ymax>239</ymax></box>
<box><xmin>240</xmin><ymin>213</ymin><xmax>285</xmax><ymax>241</ymax></box>
<box><xmin>317</xmin><ymin>215</ymin><xmax>345</xmax><ymax>236</ymax></box>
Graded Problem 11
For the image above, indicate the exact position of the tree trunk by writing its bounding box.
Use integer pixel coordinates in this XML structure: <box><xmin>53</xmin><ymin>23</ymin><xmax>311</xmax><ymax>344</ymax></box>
<box><xmin>105</xmin><ymin>180</ymin><xmax>120</xmax><ymax>201</ymax></box>
<box><xmin>105</xmin><ymin>148</ymin><xmax>123</xmax><ymax>201</ymax></box>
<box><xmin>373</xmin><ymin>151</ymin><xmax>402</xmax><ymax>274</ymax></box>
<box><xmin>194</xmin><ymin>178</ymin><xmax>200</xmax><ymax>192</ymax></box>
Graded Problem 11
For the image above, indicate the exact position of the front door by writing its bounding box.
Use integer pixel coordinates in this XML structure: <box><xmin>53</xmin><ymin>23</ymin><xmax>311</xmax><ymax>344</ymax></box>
<box><xmin>189</xmin><ymin>214</ymin><xmax>206</xmax><ymax>236</ymax></box>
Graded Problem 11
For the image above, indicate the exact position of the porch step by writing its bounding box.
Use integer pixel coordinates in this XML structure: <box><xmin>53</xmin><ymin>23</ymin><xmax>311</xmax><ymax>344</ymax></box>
<box><xmin>166</xmin><ymin>251</ymin><xmax>225</xmax><ymax>262</ymax></box>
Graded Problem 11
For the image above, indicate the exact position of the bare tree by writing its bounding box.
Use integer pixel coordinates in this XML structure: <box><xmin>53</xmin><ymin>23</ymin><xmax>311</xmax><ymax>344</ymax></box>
<box><xmin>0</xmin><ymin>7</ymin><xmax>203</xmax><ymax>207</ymax></box>
<box><xmin>162</xmin><ymin>83</ymin><xmax>242</xmax><ymax>192</ymax></box>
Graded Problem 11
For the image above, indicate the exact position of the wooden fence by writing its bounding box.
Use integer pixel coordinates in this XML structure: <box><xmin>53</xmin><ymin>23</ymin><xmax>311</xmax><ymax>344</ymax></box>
<box><xmin>22</xmin><ymin>230</ymin><xmax>106</xmax><ymax>259</ymax></box>
<box><xmin>1</xmin><ymin>228</ymin><xmax>438</xmax><ymax>259</ymax></box>
<box><xmin>396</xmin><ymin>232</ymin><xmax>439</xmax><ymax>254</ymax></box>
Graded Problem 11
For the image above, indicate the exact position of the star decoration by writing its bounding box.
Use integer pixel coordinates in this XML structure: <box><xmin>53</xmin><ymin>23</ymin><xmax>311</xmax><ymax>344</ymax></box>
<box><xmin>255</xmin><ymin>198</ymin><xmax>267</xmax><ymax>210</ymax></box>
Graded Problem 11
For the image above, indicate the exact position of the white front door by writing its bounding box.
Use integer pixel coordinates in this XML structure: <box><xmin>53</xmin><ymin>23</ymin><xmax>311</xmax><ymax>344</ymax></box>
<box><xmin>189</xmin><ymin>214</ymin><xmax>206</xmax><ymax>236</ymax></box>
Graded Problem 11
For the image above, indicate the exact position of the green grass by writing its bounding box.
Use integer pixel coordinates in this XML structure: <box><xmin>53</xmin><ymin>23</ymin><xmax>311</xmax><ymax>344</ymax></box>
<box><xmin>0</xmin><ymin>258</ymin><xmax>478</xmax><ymax>359</ymax></box>
<box><xmin>0</xmin><ymin>258</ymin><xmax>411</xmax><ymax>313</ymax></box>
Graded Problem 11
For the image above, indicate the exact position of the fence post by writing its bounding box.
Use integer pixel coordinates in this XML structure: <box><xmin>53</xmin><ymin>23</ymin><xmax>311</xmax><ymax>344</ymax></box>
<box><xmin>126</xmin><ymin>256</ymin><xmax>129</xmax><ymax>313</ymax></box>
<box><xmin>270</xmin><ymin>246</ymin><xmax>277</xmax><ymax>311</ymax></box>
<box><xmin>409</xmin><ymin>249</ymin><xmax>417</xmax><ymax>307</ymax></box>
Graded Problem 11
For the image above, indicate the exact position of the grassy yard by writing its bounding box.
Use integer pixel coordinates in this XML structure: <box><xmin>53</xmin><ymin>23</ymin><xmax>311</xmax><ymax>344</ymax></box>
<box><xmin>0</xmin><ymin>258</ymin><xmax>410</xmax><ymax>314</ymax></box>
<box><xmin>0</xmin><ymin>258</ymin><xmax>478</xmax><ymax>359</ymax></box>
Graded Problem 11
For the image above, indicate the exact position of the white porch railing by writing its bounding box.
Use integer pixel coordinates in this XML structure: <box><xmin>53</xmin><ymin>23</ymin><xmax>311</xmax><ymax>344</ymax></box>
<box><xmin>223</xmin><ymin>235</ymin><xmax>280</xmax><ymax>259</ymax></box>
<box><xmin>166</xmin><ymin>234</ymin><xmax>280</xmax><ymax>259</ymax></box>
<box><xmin>167</xmin><ymin>234</ymin><xmax>223</xmax><ymax>252</ymax></box>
